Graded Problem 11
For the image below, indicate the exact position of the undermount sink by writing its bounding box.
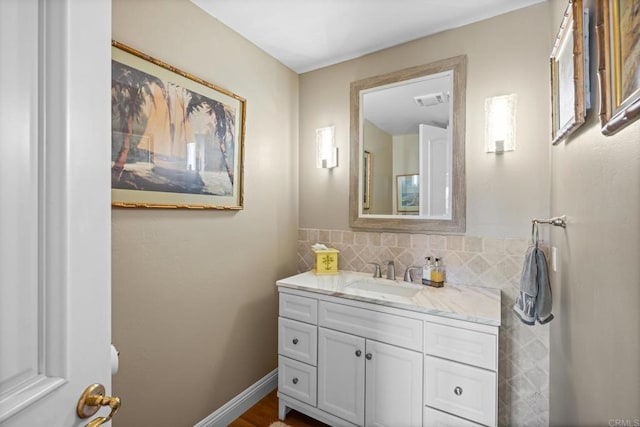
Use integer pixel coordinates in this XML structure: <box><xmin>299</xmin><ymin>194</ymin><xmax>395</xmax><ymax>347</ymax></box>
<box><xmin>344</xmin><ymin>280</ymin><xmax>422</xmax><ymax>299</ymax></box>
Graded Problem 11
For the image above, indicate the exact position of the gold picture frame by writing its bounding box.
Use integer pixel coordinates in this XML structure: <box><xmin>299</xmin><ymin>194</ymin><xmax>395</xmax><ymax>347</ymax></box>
<box><xmin>362</xmin><ymin>151</ymin><xmax>371</xmax><ymax>210</ymax></box>
<box><xmin>550</xmin><ymin>0</ymin><xmax>588</xmax><ymax>144</ymax></box>
<box><xmin>596</xmin><ymin>0</ymin><xmax>640</xmax><ymax>135</ymax></box>
<box><xmin>111</xmin><ymin>41</ymin><xmax>246</xmax><ymax>209</ymax></box>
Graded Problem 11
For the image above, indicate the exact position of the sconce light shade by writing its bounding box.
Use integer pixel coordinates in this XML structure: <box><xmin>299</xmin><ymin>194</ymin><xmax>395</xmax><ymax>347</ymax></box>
<box><xmin>484</xmin><ymin>94</ymin><xmax>517</xmax><ymax>154</ymax></box>
<box><xmin>316</xmin><ymin>126</ymin><xmax>337</xmax><ymax>168</ymax></box>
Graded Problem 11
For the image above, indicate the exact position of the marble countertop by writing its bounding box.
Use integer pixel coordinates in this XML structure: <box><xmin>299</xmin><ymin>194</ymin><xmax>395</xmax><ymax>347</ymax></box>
<box><xmin>277</xmin><ymin>270</ymin><xmax>501</xmax><ymax>326</ymax></box>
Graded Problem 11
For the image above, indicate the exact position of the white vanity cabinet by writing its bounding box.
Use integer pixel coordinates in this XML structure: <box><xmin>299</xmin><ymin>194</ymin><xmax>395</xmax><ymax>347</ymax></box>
<box><xmin>277</xmin><ymin>285</ymin><xmax>499</xmax><ymax>427</ymax></box>
<box><xmin>317</xmin><ymin>325</ymin><xmax>423</xmax><ymax>426</ymax></box>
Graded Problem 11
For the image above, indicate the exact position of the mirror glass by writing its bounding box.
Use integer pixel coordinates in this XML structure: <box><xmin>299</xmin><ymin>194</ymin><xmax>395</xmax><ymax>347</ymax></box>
<box><xmin>349</xmin><ymin>56</ymin><xmax>466</xmax><ymax>233</ymax></box>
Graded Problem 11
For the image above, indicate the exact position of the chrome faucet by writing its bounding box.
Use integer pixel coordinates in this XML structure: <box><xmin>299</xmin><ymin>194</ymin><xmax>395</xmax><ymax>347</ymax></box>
<box><xmin>367</xmin><ymin>262</ymin><xmax>382</xmax><ymax>278</ymax></box>
<box><xmin>385</xmin><ymin>260</ymin><xmax>395</xmax><ymax>280</ymax></box>
<box><xmin>403</xmin><ymin>266</ymin><xmax>421</xmax><ymax>283</ymax></box>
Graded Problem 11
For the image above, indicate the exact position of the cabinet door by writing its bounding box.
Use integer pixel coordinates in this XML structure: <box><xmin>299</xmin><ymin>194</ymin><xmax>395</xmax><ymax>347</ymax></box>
<box><xmin>318</xmin><ymin>327</ymin><xmax>365</xmax><ymax>425</ymax></box>
<box><xmin>365</xmin><ymin>340</ymin><xmax>423</xmax><ymax>427</ymax></box>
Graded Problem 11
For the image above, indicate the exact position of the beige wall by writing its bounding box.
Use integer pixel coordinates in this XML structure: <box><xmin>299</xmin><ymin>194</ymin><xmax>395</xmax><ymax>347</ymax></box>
<box><xmin>548</xmin><ymin>0</ymin><xmax>640</xmax><ymax>424</ymax></box>
<box><xmin>363</xmin><ymin>120</ymin><xmax>393</xmax><ymax>214</ymax></box>
<box><xmin>299</xmin><ymin>3</ymin><xmax>552</xmax><ymax>238</ymax></box>
<box><xmin>112</xmin><ymin>1</ymin><xmax>299</xmax><ymax>425</ymax></box>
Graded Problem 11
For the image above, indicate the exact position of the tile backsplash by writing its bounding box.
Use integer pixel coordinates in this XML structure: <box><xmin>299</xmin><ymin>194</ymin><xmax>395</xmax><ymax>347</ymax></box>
<box><xmin>298</xmin><ymin>228</ymin><xmax>550</xmax><ymax>427</ymax></box>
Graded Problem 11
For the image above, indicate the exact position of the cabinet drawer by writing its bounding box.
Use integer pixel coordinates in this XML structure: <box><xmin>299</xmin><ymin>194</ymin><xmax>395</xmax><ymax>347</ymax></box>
<box><xmin>278</xmin><ymin>317</ymin><xmax>318</xmax><ymax>365</ymax></box>
<box><xmin>425</xmin><ymin>322</ymin><xmax>497</xmax><ymax>370</ymax></box>
<box><xmin>279</xmin><ymin>293</ymin><xmax>318</xmax><ymax>324</ymax></box>
<box><xmin>318</xmin><ymin>301</ymin><xmax>422</xmax><ymax>351</ymax></box>
<box><xmin>424</xmin><ymin>406</ymin><xmax>482</xmax><ymax>426</ymax></box>
<box><xmin>278</xmin><ymin>356</ymin><xmax>317</xmax><ymax>407</ymax></box>
<box><xmin>425</xmin><ymin>356</ymin><xmax>496</xmax><ymax>426</ymax></box>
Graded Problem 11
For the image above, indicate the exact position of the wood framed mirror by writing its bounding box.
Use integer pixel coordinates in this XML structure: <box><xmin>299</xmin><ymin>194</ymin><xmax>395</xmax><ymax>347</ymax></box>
<box><xmin>349</xmin><ymin>55</ymin><xmax>467</xmax><ymax>233</ymax></box>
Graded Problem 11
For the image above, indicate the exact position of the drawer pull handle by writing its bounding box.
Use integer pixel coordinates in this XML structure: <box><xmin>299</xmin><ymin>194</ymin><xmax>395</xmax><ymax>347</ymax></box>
<box><xmin>355</xmin><ymin>350</ymin><xmax>362</xmax><ymax>357</ymax></box>
<box><xmin>365</xmin><ymin>353</ymin><xmax>373</xmax><ymax>360</ymax></box>
<box><xmin>292</xmin><ymin>377</ymin><xmax>299</xmax><ymax>385</ymax></box>
<box><xmin>292</xmin><ymin>338</ymin><xmax>299</xmax><ymax>345</ymax></box>
<box><xmin>454</xmin><ymin>386</ymin><xmax>463</xmax><ymax>396</ymax></box>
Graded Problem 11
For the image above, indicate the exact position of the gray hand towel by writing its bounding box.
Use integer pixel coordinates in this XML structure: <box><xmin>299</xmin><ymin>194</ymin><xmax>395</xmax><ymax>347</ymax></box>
<box><xmin>534</xmin><ymin>247</ymin><xmax>553</xmax><ymax>324</ymax></box>
<box><xmin>513</xmin><ymin>246</ymin><xmax>554</xmax><ymax>325</ymax></box>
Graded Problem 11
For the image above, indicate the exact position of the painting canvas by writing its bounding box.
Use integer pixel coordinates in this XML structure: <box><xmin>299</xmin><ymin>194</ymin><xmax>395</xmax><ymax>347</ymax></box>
<box><xmin>111</xmin><ymin>41</ymin><xmax>245</xmax><ymax>208</ymax></box>
<box><xmin>597</xmin><ymin>0</ymin><xmax>640</xmax><ymax>135</ymax></box>
<box><xmin>557</xmin><ymin>29</ymin><xmax>576</xmax><ymax>130</ymax></box>
<box><xmin>396</xmin><ymin>174</ymin><xmax>419</xmax><ymax>213</ymax></box>
<box><xmin>616</xmin><ymin>0</ymin><xmax>640</xmax><ymax>105</ymax></box>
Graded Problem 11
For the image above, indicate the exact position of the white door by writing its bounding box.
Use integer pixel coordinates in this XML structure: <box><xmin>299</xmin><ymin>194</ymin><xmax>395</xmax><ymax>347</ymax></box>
<box><xmin>365</xmin><ymin>340</ymin><xmax>423</xmax><ymax>427</ymax></box>
<box><xmin>0</xmin><ymin>0</ymin><xmax>113</xmax><ymax>426</ymax></box>
<box><xmin>317</xmin><ymin>328</ymin><xmax>365</xmax><ymax>425</ymax></box>
<box><xmin>419</xmin><ymin>124</ymin><xmax>451</xmax><ymax>219</ymax></box>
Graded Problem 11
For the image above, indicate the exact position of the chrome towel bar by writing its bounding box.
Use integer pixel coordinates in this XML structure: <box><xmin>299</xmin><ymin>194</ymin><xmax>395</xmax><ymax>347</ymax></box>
<box><xmin>532</xmin><ymin>215</ymin><xmax>567</xmax><ymax>228</ymax></box>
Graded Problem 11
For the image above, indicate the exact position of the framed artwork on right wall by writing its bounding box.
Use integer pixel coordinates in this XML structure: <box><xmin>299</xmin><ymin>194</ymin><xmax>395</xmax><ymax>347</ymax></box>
<box><xmin>550</xmin><ymin>0</ymin><xmax>590</xmax><ymax>145</ymax></box>
<box><xmin>596</xmin><ymin>0</ymin><xmax>640</xmax><ymax>136</ymax></box>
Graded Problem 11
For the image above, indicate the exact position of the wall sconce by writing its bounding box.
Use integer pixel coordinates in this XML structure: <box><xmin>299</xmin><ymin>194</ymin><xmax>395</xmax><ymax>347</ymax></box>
<box><xmin>316</xmin><ymin>126</ymin><xmax>337</xmax><ymax>168</ymax></box>
<box><xmin>484</xmin><ymin>94</ymin><xmax>517</xmax><ymax>154</ymax></box>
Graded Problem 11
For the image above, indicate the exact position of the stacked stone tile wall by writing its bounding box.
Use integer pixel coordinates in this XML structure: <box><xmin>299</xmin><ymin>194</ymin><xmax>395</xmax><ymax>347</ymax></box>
<box><xmin>298</xmin><ymin>228</ymin><xmax>550</xmax><ymax>426</ymax></box>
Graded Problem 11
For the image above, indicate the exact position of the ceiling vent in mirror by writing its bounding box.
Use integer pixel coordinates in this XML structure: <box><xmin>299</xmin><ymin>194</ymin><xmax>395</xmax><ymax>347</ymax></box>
<box><xmin>414</xmin><ymin>92</ymin><xmax>448</xmax><ymax>107</ymax></box>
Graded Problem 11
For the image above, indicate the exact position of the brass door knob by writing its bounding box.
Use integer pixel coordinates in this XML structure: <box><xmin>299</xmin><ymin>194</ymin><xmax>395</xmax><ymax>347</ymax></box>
<box><xmin>77</xmin><ymin>384</ymin><xmax>121</xmax><ymax>427</ymax></box>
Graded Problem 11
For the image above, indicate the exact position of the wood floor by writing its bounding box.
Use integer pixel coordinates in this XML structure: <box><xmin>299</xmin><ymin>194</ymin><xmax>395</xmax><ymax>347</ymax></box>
<box><xmin>229</xmin><ymin>390</ymin><xmax>328</xmax><ymax>427</ymax></box>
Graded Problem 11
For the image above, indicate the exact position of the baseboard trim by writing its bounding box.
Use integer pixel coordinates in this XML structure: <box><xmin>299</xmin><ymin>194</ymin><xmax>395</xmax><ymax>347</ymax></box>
<box><xmin>194</xmin><ymin>368</ymin><xmax>278</xmax><ymax>427</ymax></box>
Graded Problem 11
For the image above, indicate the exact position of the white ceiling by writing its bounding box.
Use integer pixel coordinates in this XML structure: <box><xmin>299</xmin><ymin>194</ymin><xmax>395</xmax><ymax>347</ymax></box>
<box><xmin>191</xmin><ymin>0</ymin><xmax>545</xmax><ymax>74</ymax></box>
<box><xmin>364</xmin><ymin>72</ymin><xmax>451</xmax><ymax>135</ymax></box>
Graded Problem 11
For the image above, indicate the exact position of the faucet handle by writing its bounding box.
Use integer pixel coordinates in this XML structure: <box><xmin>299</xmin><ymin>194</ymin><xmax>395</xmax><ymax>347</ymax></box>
<box><xmin>384</xmin><ymin>260</ymin><xmax>396</xmax><ymax>280</ymax></box>
<box><xmin>403</xmin><ymin>266</ymin><xmax>422</xmax><ymax>282</ymax></box>
<box><xmin>367</xmin><ymin>262</ymin><xmax>382</xmax><ymax>278</ymax></box>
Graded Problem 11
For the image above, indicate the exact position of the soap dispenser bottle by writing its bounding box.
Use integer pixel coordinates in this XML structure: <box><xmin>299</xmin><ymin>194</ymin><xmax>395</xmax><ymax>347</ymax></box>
<box><xmin>422</xmin><ymin>257</ymin><xmax>433</xmax><ymax>286</ymax></box>
<box><xmin>430</xmin><ymin>257</ymin><xmax>445</xmax><ymax>288</ymax></box>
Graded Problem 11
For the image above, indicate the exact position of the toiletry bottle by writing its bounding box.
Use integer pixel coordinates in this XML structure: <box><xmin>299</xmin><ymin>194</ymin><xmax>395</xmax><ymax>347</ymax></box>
<box><xmin>430</xmin><ymin>257</ymin><xmax>445</xmax><ymax>288</ymax></box>
<box><xmin>422</xmin><ymin>257</ymin><xmax>433</xmax><ymax>286</ymax></box>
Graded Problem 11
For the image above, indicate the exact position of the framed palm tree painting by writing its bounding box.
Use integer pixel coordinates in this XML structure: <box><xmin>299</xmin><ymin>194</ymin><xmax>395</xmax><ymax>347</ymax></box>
<box><xmin>111</xmin><ymin>41</ymin><xmax>246</xmax><ymax>209</ymax></box>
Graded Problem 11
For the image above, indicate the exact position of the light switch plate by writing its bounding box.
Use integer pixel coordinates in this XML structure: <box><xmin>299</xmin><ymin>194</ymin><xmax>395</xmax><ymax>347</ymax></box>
<box><xmin>551</xmin><ymin>247</ymin><xmax>557</xmax><ymax>272</ymax></box>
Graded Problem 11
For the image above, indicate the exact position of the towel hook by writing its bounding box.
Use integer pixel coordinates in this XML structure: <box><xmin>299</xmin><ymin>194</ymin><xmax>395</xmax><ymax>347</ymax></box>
<box><xmin>531</xmin><ymin>221</ymin><xmax>540</xmax><ymax>246</ymax></box>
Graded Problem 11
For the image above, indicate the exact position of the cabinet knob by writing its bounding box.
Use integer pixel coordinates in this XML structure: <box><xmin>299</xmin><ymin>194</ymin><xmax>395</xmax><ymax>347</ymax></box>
<box><xmin>454</xmin><ymin>386</ymin><xmax>463</xmax><ymax>396</ymax></box>
<box><xmin>365</xmin><ymin>353</ymin><xmax>373</xmax><ymax>360</ymax></box>
<box><xmin>355</xmin><ymin>350</ymin><xmax>362</xmax><ymax>357</ymax></box>
<box><xmin>292</xmin><ymin>377</ymin><xmax>299</xmax><ymax>385</ymax></box>
<box><xmin>292</xmin><ymin>338</ymin><xmax>299</xmax><ymax>345</ymax></box>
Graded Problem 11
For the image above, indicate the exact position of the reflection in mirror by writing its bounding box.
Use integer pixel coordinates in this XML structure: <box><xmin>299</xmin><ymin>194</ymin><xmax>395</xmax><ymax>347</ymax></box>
<box><xmin>350</xmin><ymin>56</ymin><xmax>466</xmax><ymax>233</ymax></box>
<box><xmin>362</xmin><ymin>72</ymin><xmax>451</xmax><ymax>217</ymax></box>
